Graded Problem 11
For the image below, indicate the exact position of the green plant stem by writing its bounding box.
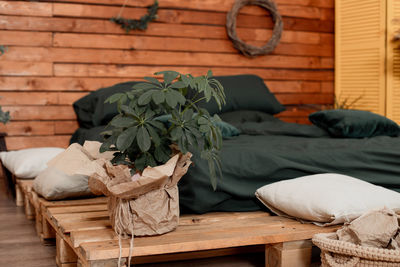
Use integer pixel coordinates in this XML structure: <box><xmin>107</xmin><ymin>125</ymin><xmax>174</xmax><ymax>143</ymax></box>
<box><xmin>182</xmin><ymin>96</ymin><xmax>206</xmax><ymax>115</ymax></box>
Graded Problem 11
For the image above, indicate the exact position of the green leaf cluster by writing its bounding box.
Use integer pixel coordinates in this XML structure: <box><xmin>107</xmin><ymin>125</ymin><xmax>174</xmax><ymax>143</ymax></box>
<box><xmin>110</xmin><ymin>0</ymin><xmax>158</xmax><ymax>33</ymax></box>
<box><xmin>0</xmin><ymin>106</ymin><xmax>10</xmax><ymax>124</ymax></box>
<box><xmin>0</xmin><ymin>45</ymin><xmax>7</xmax><ymax>56</ymax></box>
<box><xmin>101</xmin><ymin>70</ymin><xmax>226</xmax><ymax>189</ymax></box>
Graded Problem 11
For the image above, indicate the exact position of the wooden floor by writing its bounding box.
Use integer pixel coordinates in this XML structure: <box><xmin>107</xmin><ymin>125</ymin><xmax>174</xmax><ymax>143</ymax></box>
<box><xmin>0</xmin><ymin>178</ymin><xmax>57</xmax><ymax>267</ymax></box>
<box><xmin>0</xmin><ymin>178</ymin><xmax>266</xmax><ymax>267</ymax></box>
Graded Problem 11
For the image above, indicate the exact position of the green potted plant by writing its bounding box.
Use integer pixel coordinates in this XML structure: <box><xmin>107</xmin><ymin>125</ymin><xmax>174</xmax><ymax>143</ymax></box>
<box><xmin>0</xmin><ymin>46</ymin><xmax>10</xmax><ymax>124</ymax></box>
<box><xmin>100</xmin><ymin>70</ymin><xmax>226</xmax><ymax>189</ymax></box>
<box><xmin>0</xmin><ymin>107</ymin><xmax>10</xmax><ymax>124</ymax></box>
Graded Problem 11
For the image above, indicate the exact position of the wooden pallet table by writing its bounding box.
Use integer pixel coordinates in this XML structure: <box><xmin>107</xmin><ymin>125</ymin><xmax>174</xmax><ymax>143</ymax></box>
<box><xmin>43</xmin><ymin>203</ymin><xmax>339</xmax><ymax>267</ymax></box>
<box><xmin>15</xmin><ymin>178</ymin><xmax>35</xmax><ymax>218</ymax></box>
<box><xmin>15</xmin><ymin>179</ymin><xmax>339</xmax><ymax>266</ymax></box>
<box><xmin>15</xmin><ymin>178</ymin><xmax>107</xmax><ymax>243</ymax></box>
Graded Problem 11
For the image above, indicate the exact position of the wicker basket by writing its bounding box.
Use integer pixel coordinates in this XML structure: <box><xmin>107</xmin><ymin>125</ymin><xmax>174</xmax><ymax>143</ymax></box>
<box><xmin>312</xmin><ymin>233</ymin><xmax>400</xmax><ymax>267</ymax></box>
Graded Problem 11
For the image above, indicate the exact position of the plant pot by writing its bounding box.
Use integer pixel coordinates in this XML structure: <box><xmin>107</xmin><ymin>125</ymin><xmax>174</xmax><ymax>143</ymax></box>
<box><xmin>108</xmin><ymin>185</ymin><xmax>179</xmax><ymax>236</ymax></box>
<box><xmin>88</xmin><ymin>153</ymin><xmax>192</xmax><ymax>237</ymax></box>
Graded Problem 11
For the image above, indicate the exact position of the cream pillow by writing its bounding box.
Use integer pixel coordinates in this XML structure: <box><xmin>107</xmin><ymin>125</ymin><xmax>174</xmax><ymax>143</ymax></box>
<box><xmin>0</xmin><ymin>147</ymin><xmax>65</xmax><ymax>179</ymax></box>
<box><xmin>255</xmin><ymin>173</ymin><xmax>400</xmax><ymax>226</ymax></box>
<box><xmin>33</xmin><ymin>167</ymin><xmax>92</xmax><ymax>200</ymax></box>
<box><xmin>33</xmin><ymin>143</ymin><xmax>94</xmax><ymax>200</ymax></box>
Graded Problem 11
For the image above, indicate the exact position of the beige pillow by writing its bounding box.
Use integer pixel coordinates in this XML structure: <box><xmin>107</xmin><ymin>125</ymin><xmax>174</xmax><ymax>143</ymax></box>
<box><xmin>33</xmin><ymin>167</ymin><xmax>92</xmax><ymax>200</ymax></box>
<box><xmin>255</xmin><ymin>173</ymin><xmax>400</xmax><ymax>226</ymax></box>
<box><xmin>34</xmin><ymin>143</ymin><xmax>94</xmax><ymax>200</ymax></box>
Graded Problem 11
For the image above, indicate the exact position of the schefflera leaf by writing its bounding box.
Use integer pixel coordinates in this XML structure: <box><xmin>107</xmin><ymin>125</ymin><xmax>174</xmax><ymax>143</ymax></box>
<box><xmin>137</xmin><ymin>126</ymin><xmax>151</xmax><ymax>152</ymax></box>
<box><xmin>101</xmin><ymin>70</ymin><xmax>226</xmax><ymax>190</ymax></box>
<box><xmin>116</xmin><ymin>127</ymin><xmax>137</xmax><ymax>152</ymax></box>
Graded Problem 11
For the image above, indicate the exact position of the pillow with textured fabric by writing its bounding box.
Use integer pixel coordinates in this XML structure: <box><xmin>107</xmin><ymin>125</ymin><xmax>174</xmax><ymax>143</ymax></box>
<box><xmin>192</xmin><ymin>74</ymin><xmax>285</xmax><ymax>115</ymax></box>
<box><xmin>0</xmin><ymin>147</ymin><xmax>65</xmax><ymax>179</ymax></box>
<box><xmin>73</xmin><ymin>81</ymin><xmax>139</xmax><ymax>128</ymax></box>
<box><xmin>309</xmin><ymin>109</ymin><xmax>400</xmax><ymax>138</ymax></box>
<box><xmin>33</xmin><ymin>167</ymin><xmax>92</xmax><ymax>200</ymax></box>
<box><xmin>255</xmin><ymin>173</ymin><xmax>400</xmax><ymax>226</ymax></box>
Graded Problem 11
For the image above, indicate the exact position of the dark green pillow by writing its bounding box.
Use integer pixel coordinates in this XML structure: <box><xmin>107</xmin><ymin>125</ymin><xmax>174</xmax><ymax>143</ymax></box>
<box><xmin>309</xmin><ymin>109</ymin><xmax>400</xmax><ymax>138</ymax></box>
<box><xmin>193</xmin><ymin>74</ymin><xmax>285</xmax><ymax>115</ymax></box>
<box><xmin>216</xmin><ymin>120</ymin><xmax>241</xmax><ymax>138</ymax></box>
<box><xmin>73</xmin><ymin>81</ymin><xmax>139</xmax><ymax>128</ymax></box>
<box><xmin>69</xmin><ymin>125</ymin><xmax>107</xmax><ymax>145</ymax></box>
<box><xmin>219</xmin><ymin>110</ymin><xmax>281</xmax><ymax>124</ymax></box>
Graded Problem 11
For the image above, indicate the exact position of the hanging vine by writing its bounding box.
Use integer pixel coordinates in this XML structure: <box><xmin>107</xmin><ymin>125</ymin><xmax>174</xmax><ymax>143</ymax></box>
<box><xmin>110</xmin><ymin>0</ymin><xmax>159</xmax><ymax>33</ymax></box>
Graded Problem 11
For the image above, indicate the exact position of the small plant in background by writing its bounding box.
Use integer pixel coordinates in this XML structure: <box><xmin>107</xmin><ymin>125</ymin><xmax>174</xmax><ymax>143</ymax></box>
<box><xmin>101</xmin><ymin>70</ymin><xmax>226</xmax><ymax>189</ymax></box>
<box><xmin>0</xmin><ymin>106</ymin><xmax>10</xmax><ymax>124</ymax></box>
<box><xmin>0</xmin><ymin>45</ymin><xmax>7</xmax><ymax>56</ymax></box>
<box><xmin>0</xmin><ymin>46</ymin><xmax>10</xmax><ymax>124</ymax></box>
<box><xmin>334</xmin><ymin>94</ymin><xmax>363</xmax><ymax>110</ymax></box>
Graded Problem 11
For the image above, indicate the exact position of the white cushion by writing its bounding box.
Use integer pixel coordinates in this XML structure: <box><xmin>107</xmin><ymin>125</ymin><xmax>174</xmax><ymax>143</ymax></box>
<box><xmin>255</xmin><ymin>173</ymin><xmax>400</xmax><ymax>225</ymax></box>
<box><xmin>0</xmin><ymin>147</ymin><xmax>65</xmax><ymax>179</ymax></box>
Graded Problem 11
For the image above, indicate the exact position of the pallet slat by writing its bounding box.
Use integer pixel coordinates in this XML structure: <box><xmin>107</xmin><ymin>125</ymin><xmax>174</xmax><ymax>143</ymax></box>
<box><xmin>14</xmin><ymin>178</ymin><xmax>338</xmax><ymax>266</ymax></box>
<box><xmin>78</xmin><ymin>217</ymin><xmax>337</xmax><ymax>261</ymax></box>
<box><xmin>5</xmin><ymin>135</ymin><xmax>71</xmax><ymax>150</ymax></box>
<box><xmin>52</xmin><ymin>33</ymin><xmax>333</xmax><ymax>57</ymax></box>
<box><xmin>2</xmin><ymin>47</ymin><xmax>331</xmax><ymax>69</ymax></box>
<box><xmin>0</xmin><ymin>30</ymin><xmax>52</xmax><ymax>46</ymax></box>
<box><xmin>0</xmin><ymin>120</ymin><xmax>79</xmax><ymax>136</ymax></box>
<box><xmin>0</xmin><ymin>15</ymin><xmax>332</xmax><ymax>44</ymax></box>
<box><xmin>51</xmin><ymin>3</ymin><xmax>333</xmax><ymax>32</ymax></box>
<box><xmin>0</xmin><ymin>77</ymin><xmax>133</xmax><ymax>91</ymax></box>
<box><xmin>52</xmin><ymin>65</ymin><xmax>334</xmax><ymax>81</ymax></box>
<box><xmin>0</xmin><ymin>61</ymin><xmax>52</xmax><ymax>76</ymax></box>
<box><xmin>49</xmin><ymin>0</ymin><xmax>334</xmax><ymax>11</ymax></box>
<box><xmin>0</xmin><ymin>1</ymin><xmax>52</xmax><ymax>17</ymax></box>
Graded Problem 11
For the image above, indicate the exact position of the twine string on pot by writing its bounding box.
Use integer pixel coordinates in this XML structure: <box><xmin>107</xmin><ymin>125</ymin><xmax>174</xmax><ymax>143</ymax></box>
<box><xmin>226</xmin><ymin>0</ymin><xmax>283</xmax><ymax>57</ymax></box>
<box><xmin>115</xmin><ymin>198</ymin><xmax>135</xmax><ymax>267</ymax></box>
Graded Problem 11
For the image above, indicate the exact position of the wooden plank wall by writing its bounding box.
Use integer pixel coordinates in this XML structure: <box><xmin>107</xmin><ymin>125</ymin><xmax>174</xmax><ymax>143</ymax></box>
<box><xmin>0</xmin><ymin>0</ymin><xmax>334</xmax><ymax>150</ymax></box>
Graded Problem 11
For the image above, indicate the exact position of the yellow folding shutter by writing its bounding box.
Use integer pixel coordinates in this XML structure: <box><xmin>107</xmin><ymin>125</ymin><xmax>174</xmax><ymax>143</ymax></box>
<box><xmin>386</xmin><ymin>0</ymin><xmax>400</xmax><ymax>123</ymax></box>
<box><xmin>335</xmin><ymin>0</ymin><xmax>386</xmax><ymax>114</ymax></box>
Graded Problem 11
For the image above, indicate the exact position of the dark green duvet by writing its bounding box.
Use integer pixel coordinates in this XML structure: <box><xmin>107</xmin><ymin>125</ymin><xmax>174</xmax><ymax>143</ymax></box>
<box><xmin>70</xmin><ymin>111</ymin><xmax>400</xmax><ymax>214</ymax></box>
<box><xmin>179</xmin><ymin>111</ymin><xmax>400</xmax><ymax>213</ymax></box>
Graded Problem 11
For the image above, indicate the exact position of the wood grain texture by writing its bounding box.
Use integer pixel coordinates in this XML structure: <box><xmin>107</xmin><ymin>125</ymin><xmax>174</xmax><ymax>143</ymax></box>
<box><xmin>0</xmin><ymin>1</ymin><xmax>52</xmax><ymax>17</ymax></box>
<box><xmin>0</xmin><ymin>183</ymin><xmax>269</xmax><ymax>267</ymax></box>
<box><xmin>3</xmin><ymin>47</ymin><xmax>332</xmax><ymax>69</ymax></box>
<box><xmin>0</xmin><ymin>0</ymin><xmax>334</xmax><ymax>150</ymax></box>
<box><xmin>37</xmin><ymin>194</ymin><xmax>334</xmax><ymax>265</ymax></box>
<box><xmin>53</xmin><ymin>33</ymin><xmax>333</xmax><ymax>56</ymax></box>
<box><xmin>0</xmin><ymin>31</ymin><xmax>52</xmax><ymax>46</ymax></box>
<box><xmin>0</xmin><ymin>61</ymin><xmax>53</xmax><ymax>76</ymax></box>
<box><xmin>52</xmin><ymin>65</ymin><xmax>334</xmax><ymax>81</ymax></box>
<box><xmin>49</xmin><ymin>0</ymin><xmax>334</xmax><ymax>10</ymax></box>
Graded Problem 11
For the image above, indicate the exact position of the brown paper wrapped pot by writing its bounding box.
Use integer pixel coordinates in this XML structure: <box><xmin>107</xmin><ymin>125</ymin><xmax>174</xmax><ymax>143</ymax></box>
<box><xmin>89</xmin><ymin>153</ymin><xmax>192</xmax><ymax>237</ymax></box>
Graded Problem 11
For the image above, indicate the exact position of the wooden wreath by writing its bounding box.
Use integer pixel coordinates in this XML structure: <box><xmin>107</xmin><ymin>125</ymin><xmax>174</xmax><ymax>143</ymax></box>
<box><xmin>226</xmin><ymin>0</ymin><xmax>283</xmax><ymax>57</ymax></box>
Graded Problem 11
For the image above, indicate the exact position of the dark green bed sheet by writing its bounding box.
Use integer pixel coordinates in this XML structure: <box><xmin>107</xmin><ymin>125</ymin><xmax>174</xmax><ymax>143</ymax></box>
<box><xmin>70</xmin><ymin>111</ymin><xmax>400</xmax><ymax>214</ymax></box>
<box><xmin>179</xmin><ymin>111</ymin><xmax>400</xmax><ymax>213</ymax></box>
<box><xmin>179</xmin><ymin>133</ymin><xmax>400</xmax><ymax>214</ymax></box>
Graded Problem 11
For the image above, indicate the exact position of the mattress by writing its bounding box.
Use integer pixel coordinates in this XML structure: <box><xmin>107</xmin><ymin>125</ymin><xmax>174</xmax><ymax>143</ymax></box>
<box><xmin>70</xmin><ymin>111</ymin><xmax>400</xmax><ymax>214</ymax></box>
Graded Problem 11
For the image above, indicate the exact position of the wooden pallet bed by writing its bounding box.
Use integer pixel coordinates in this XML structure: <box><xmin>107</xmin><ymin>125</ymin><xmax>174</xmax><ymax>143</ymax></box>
<box><xmin>15</xmin><ymin>179</ymin><xmax>339</xmax><ymax>267</ymax></box>
<box><xmin>15</xmin><ymin>178</ymin><xmax>107</xmax><ymax>243</ymax></box>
